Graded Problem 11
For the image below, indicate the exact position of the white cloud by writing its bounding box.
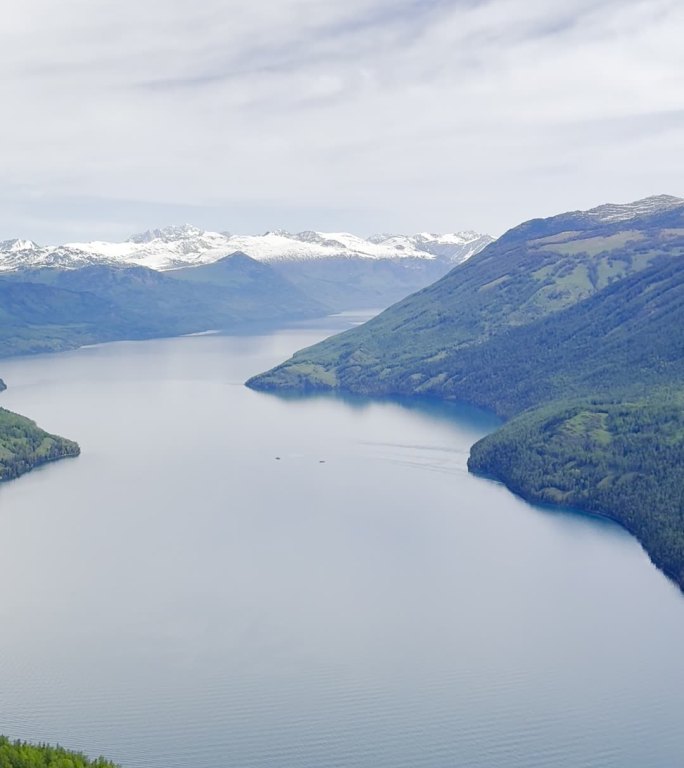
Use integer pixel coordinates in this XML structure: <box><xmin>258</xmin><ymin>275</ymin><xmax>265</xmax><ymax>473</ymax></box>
<box><xmin>0</xmin><ymin>0</ymin><xmax>682</xmax><ymax>241</ymax></box>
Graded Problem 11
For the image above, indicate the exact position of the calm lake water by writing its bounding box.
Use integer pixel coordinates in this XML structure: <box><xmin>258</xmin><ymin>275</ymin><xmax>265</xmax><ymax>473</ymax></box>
<box><xmin>0</xmin><ymin>314</ymin><xmax>683</xmax><ymax>768</ymax></box>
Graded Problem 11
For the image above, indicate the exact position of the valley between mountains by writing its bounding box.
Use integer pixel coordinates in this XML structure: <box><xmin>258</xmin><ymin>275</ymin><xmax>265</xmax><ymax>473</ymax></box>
<box><xmin>2</xmin><ymin>197</ymin><xmax>684</xmax><ymax>592</ymax></box>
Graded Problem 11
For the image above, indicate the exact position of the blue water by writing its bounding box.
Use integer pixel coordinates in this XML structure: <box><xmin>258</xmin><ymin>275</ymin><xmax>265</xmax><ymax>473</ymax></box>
<box><xmin>0</xmin><ymin>317</ymin><xmax>682</xmax><ymax>768</ymax></box>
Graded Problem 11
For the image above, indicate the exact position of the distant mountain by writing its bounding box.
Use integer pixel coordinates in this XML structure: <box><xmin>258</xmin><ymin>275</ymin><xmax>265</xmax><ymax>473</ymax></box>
<box><xmin>251</xmin><ymin>231</ymin><xmax>493</xmax><ymax>309</ymax></box>
<box><xmin>0</xmin><ymin>253</ymin><xmax>326</xmax><ymax>357</ymax></box>
<box><xmin>247</xmin><ymin>195</ymin><xmax>684</xmax><ymax>590</ymax></box>
<box><xmin>165</xmin><ymin>251</ymin><xmax>329</xmax><ymax>318</ymax></box>
<box><xmin>0</xmin><ymin>225</ymin><xmax>492</xmax><ymax>313</ymax></box>
<box><xmin>0</xmin><ymin>226</ymin><xmax>492</xmax><ymax>272</ymax></box>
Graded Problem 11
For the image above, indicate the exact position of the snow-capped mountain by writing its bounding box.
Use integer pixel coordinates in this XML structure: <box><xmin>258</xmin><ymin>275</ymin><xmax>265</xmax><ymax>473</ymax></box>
<box><xmin>0</xmin><ymin>239</ymin><xmax>115</xmax><ymax>271</ymax></box>
<box><xmin>0</xmin><ymin>226</ymin><xmax>493</xmax><ymax>272</ymax></box>
<box><xmin>0</xmin><ymin>238</ymin><xmax>40</xmax><ymax>253</ymax></box>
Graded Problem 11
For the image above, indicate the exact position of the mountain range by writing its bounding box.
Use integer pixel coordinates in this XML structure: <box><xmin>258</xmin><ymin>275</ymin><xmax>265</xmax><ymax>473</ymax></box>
<box><xmin>0</xmin><ymin>226</ymin><xmax>493</xmax><ymax>350</ymax></box>
<box><xmin>0</xmin><ymin>227</ymin><xmax>491</xmax><ymax>272</ymax></box>
<box><xmin>247</xmin><ymin>195</ymin><xmax>684</xmax><ymax>590</ymax></box>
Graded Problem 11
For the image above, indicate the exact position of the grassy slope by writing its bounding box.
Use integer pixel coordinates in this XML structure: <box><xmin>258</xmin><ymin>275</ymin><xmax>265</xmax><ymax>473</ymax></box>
<box><xmin>382</xmin><ymin>255</ymin><xmax>684</xmax><ymax>416</ymax></box>
<box><xmin>247</xmin><ymin>201</ymin><xmax>684</xmax><ymax>589</ymax></box>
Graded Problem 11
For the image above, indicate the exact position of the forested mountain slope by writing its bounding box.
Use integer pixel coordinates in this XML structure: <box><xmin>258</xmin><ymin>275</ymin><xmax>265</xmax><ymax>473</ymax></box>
<box><xmin>247</xmin><ymin>196</ymin><xmax>684</xmax><ymax>395</ymax></box>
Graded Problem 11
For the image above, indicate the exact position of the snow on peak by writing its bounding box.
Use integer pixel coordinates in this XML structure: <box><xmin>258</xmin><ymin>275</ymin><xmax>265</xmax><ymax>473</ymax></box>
<box><xmin>586</xmin><ymin>195</ymin><xmax>684</xmax><ymax>223</ymax></box>
<box><xmin>367</xmin><ymin>231</ymin><xmax>494</xmax><ymax>260</ymax></box>
<box><xmin>0</xmin><ymin>238</ymin><xmax>40</xmax><ymax>253</ymax></box>
<box><xmin>263</xmin><ymin>229</ymin><xmax>291</xmax><ymax>238</ymax></box>
<box><xmin>0</xmin><ymin>226</ymin><xmax>492</xmax><ymax>272</ymax></box>
<box><xmin>128</xmin><ymin>224</ymin><xmax>204</xmax><ymax>243</ymax></box>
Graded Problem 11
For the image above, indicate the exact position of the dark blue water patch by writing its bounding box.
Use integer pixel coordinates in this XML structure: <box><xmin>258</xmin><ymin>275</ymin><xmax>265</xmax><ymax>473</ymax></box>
<box><xmin>250</xmin><ymin>388</ymin><xmax>502</xmax><ymax>435</ymax></box>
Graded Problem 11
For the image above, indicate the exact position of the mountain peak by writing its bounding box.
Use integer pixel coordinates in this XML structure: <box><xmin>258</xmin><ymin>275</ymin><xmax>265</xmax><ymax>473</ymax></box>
<box><xmin>128</xmin><ymin>224</ymin><xmax>204</xmax><ymax>244</ymax></box>
<box><xmin>262</xmin><ymin>229</ymin><xmax>291</xmax><ymax>237</ymax></box>
<box><xmin>0</xmin><ymin>238</ymin><xmax>40</xmax><ymax>253</ymax></box>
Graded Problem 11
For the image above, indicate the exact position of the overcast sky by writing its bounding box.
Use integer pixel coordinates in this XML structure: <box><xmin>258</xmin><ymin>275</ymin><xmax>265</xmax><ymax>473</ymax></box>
<box><xmin>1</xmin><ymin>0</ymin><xmax>683</xmax><ymax>242</ymax></box>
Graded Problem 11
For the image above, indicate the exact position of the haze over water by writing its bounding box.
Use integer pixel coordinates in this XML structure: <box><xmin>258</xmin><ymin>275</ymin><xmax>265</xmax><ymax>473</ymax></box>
<box><xmin>0</xmin><ymin>315</ymin><xmax>683</xmax><ymax>768</ymax></box>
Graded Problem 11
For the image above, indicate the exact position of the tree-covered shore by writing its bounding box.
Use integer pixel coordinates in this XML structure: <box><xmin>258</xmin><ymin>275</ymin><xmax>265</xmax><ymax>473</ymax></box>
<box><xmin>0</xmin><ymin>406</ymin><xmax>79</xmax><ymax>483</ymax></box>
<box><xmin>0</xmin><ymin>736</ymin><xmax>118</xmax><ymax>768</ymax></box>
<box><xmin>468</xmin><ymin>394</ymin><xmax>684</xmax><ymax>590</ymax></box>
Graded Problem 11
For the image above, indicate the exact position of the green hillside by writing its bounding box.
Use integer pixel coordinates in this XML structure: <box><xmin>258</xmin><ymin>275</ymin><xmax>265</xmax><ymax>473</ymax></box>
<box><xmin>247</xmin><ymin>196</ymin><xmax>684</xmax><ymax>590</ymax></box>
<box><xmin>247</xmin><ymin>196</ymin><xmax>684</xmax><ymax>396</ymax></box>
<box><xmin>330</xmin><ymin>255</ymin><xmax>684</xmax><ymax>417</ymax></box>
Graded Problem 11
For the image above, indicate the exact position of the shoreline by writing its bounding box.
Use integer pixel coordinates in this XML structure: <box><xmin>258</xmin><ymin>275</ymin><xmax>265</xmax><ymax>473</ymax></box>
<box><xmin>467</xmin><ymin>463</ymin><xmax>684</xmax><ymax>594</ymax></box>
<box><xmin>249</xmin><ymin>378</ymin><xmax>684</xmax><ymax>595</ymax></box>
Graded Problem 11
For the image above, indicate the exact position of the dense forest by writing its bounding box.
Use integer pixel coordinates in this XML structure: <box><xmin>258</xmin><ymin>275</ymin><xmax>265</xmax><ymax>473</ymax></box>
<box><xmin>248</xmin><ymin>198</ymin><xmax>684</xmax><ymax>590</ymax></box>
<box><xmin>0</xmin><ymin>407</ymin><xmax>79</xmax><ymax>482</ymax></box>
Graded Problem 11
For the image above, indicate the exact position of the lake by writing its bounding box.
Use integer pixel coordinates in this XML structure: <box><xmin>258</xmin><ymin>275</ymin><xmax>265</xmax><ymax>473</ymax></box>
<box><xmin>0</xmin><ymin>314</ymin><xmax>683</xmax><ymax>768</ymax></box>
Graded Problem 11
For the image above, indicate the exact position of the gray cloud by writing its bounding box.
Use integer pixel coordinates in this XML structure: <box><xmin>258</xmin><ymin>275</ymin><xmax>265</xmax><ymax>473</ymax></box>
<box><xmin>0</xmin><ymin>0</ymin><xmax>682</xmax><ymax>242</ymax></box>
